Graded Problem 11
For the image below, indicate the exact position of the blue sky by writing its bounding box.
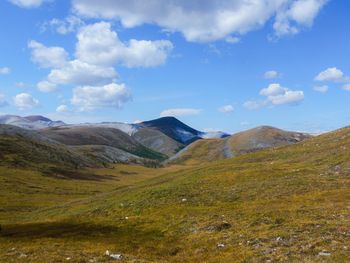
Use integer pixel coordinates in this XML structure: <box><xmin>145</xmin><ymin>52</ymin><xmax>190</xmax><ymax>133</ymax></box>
<box><xmin>0</xmin><ymin>0</ymin><xmax>349</xmax><ymax>133</ymax></box>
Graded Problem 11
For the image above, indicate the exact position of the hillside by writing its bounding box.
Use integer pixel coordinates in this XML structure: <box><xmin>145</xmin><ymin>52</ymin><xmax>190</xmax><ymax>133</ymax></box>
<box><xmin>0</xmin><ymin>124</ymin><xmax>97</xmax><ymax>170</ymax></box>
<box><xmin>226</xmin><ymin>126</ymin><xmax>311</xmax><ymax>156</ymax></box>
<box><xmin>40</xmin><ymin>126</ymin><xmax>167</xmax><ymax>161</ymax></box>
<box><xmin>168</xmin><ymin>126</ymin><xmax>311</xmax><ymax>165</ymax></box>
<box><xmin>0</xmin><ymin>126</ymin><xmax>349</xmax><ymax>261</ymax></box>
<box><xmin>132</xmin><ymin>127</ymin><xmax>184</xmax><ymax>156</ymax></box>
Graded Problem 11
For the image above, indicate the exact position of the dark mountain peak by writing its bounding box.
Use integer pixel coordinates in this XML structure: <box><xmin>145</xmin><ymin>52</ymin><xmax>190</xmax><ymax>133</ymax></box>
<box><xmin>24</xmin><ymin>115</ymin><xmax>52</xmax><ymax>122</ymax></box>
<box><xmin>142</xmin><ymin>116</ymin><xmax>199</xmax><ymax>132</ymax></box>
<box><xmin>141</xmin><ymin>116</ymin><xmax>201</xmax><ymax>144</ymax></box>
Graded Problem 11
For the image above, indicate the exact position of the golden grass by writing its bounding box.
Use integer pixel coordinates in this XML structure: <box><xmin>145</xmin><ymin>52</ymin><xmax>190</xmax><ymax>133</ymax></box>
<box><xmin>1</xmin><ymin>127</ymin><xmax>350</xmax><ymax>262</ymax></box>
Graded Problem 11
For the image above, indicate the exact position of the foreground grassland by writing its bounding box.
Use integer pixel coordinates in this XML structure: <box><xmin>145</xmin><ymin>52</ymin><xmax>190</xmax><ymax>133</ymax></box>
<box><xmin>1</xmin><ymin>128</ymin><xmax>350</xmax><ymax>262</ymax></box>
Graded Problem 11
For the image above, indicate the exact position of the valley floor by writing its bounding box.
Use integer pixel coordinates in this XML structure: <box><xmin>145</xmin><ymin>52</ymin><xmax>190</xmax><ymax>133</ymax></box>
<box><xmin>1</xmin><ymin>127</ymin><xmax>350</xmax><ymax>262</ymax></box>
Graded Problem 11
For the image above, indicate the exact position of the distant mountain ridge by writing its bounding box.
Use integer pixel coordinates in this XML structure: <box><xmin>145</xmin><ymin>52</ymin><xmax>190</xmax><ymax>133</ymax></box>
<box><xmin>0</xmin><ymin>115</ymin><xmax>65</xmax><ymax>130</ymax></box>
<box><xmin>0</xmin><ymin>114</ymin><xmax>312</xmax><ymax>169</ymax></box>
<box><xmin>0</xmin><ymin>114</ymin><xmax>229</xmax><ymax>143</ymax></box>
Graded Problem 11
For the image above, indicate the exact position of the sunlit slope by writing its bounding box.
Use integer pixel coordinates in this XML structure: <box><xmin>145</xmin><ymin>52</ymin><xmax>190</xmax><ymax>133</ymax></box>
<box><xmin>166</xmin><ymin>138</ymin><xmax>227</xmax><ymax>165</ymax></box>
<box><xmin>226</xmin><ymin>125</ymin><xmax>311</xmax><ymax>155</ymax></box>
<box><xmin>169</xmin><ymin>126</ymin><xmax>311</xmax><ymax>165</ymax></box>
<box><xmin>1</xmin><ymin>126</ymin><xmax>349</xmax><ymax>261</ymax></box>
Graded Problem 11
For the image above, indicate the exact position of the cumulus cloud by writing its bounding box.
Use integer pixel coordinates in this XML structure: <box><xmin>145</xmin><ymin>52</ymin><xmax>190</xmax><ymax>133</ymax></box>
<box><xmin>273</xmin><ymin>0</ymin><xmax>328</xmax><ymax>37</ymax></box>
<box><xmin>245</xmin><ymin>83</ymin><xmax>304</xmax><ymax>109</ymax></box>
<box><xmin>56</xmin><ymin>104</ymin><xmax>69</xmax><ymax>113</ymax></box>
<box><xmin>264</xmin><ymin>83</ymin><xmax>304</xmax><ymax>105</ymax></box>
<box><xmin>48</xmin><ymin>59</ymin><xmax>117</xmax><ymax>86</ymax></box>
<box><xmin>28</xmin><ymin>40</ymin><xmax>69</xmax><ymax>68</ymax></box>
<box><xmin>29</xmin><ymin>21</ymin><xmax>172</xmax><ymax>99</ymax></box>
<box><xmin>264</xmin><ymin>70</ymin><xmax>280</xmax><ymax>79</ymax></box>
<box><xmin>314</xmin><ymin>67</ymin><xmax>345</xmax><ymax>82</ymax></box>
<box><xmin>44</xmin><ymin>16</ymin><xmax>84</xmax><ymax>35</ymax></box>
<box><xmin>14</xmin><ymin>93</ymin><xmax>39</xmax><ymax>109</ymax></box>
<box><xmin>8</xmin><ymin>0</ymin><xmax>47</xmax><ymax>8</ymax></box>
<box><xmin>73</xmin><ymin>0</ymin><xmax>328</xmax><ymax>42</ymax></box>
<box><xmin>260</xmin><ymin>83</ymin><xmax>285</xmax><ymax>96</ymax></box>
<box><xmin>0</xmin><ymin>94</ymin><xmax>8</xmax><ymax>107</ymax></box>
<box><xmin>313</xmin><ymin>85</ymin><xmax>328</xmax><ymax>93</ymax></box>
<box><xmin>268</xmin><ymin>89</ymin><xmax>304</xmax><ymax>105</ymax></box>
<box><xmin>218</xmin><ymin>104</ymin><xmax>234</xmax><ymax>113</ymax></box>
<box><xmin>0</xmin><ymin>67</ymin><xmax>11</xmax><ymax>75</ymax></box>
<box><xmin>160</xmin><ymin>108</ymin><xmax>201</xmax><ymax>117</ymax></box>
<box><xmin>71</xmin><ymin>83</ymin><xmax>131</xmax><ymax>111</ymax></box>
<box><xmin>76</xmin><ymin>22</ymin><xmax>173</xmax><ymax>67</ymax></box>
<box><xmin>37</xmin><ymin>80</ymin><xmax>57</xmax><ymax>92</ymax></box>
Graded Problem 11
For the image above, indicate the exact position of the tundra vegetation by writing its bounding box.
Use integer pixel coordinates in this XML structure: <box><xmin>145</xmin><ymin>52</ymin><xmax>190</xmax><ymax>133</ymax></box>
<box><xmin>0</xmin><ymin>125</ymin><xmax>350</xmax><ymax>262</ymax></box>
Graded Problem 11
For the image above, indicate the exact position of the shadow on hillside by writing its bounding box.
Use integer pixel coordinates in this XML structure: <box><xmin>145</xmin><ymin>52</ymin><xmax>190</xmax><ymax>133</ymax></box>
<box><xmin>0</xmin><ymin>221</ymin><xmax>164</xmax><ymax>241</ymax></box>
<box><xmin>42</xmin><ymin>167</ymin><xmax>116</xmax><ymax>181</ymax></box>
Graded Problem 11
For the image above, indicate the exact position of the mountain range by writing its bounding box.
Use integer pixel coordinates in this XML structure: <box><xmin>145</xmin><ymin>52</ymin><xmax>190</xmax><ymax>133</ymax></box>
<box><xmin>0</xmin><ymin>114</ymin><xmax>311</xmax><ymax>171</ymax></box>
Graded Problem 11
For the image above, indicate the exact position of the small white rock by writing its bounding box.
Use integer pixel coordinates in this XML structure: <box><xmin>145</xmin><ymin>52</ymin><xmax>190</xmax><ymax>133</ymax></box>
<box><xmin>319</xmin><ymin>252</ymin><xmax>331</xmax><ymax>257</ymax></box>
<box><xmin>181</xmin><ymin>198</ymin><xmax>187</xmax><ymax>202</ymax></box>
<box><xmin>66</xmin><ymin>257</ymin><xmax>71</xmax><ymax>261</ymax></box>
<box><xmin>125</xmin><ymin>216</ymin><xmax>129</xmax><ymax>220</ymax></box>
<box><xmin>110</xmin><ymin>254</ymin><xmax>123</xmax><ymax>260</ymax></box>
<box><xmin>105</xmin><ymin>250</ymin><xmax>123</xmax><ymax>260</ymax></box>
<box><xmin>276</xmin><ymin>237</ymin><xmax>282</xmax><ymax>242</ymax></box>
<box><xmin>217</xmin><ymin>243</ymin><xmax>225</xmax><ymax>248</ymax></box>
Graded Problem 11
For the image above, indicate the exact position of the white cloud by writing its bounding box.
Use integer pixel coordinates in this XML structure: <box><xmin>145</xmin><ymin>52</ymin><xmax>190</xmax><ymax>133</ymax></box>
<box><xmin>56</xmin><ymin>104</ymin><xmax>68</xmax><ymax>113</ymax></box>
<box><xmin>263</xmin><ymin>83</ymin><xmax>304</xmax><ymax>105</ymax></box>
<box><xmin>218</xmin><ymin>104</ymin><xmax>234</xmax><ymax>113</ymax></box>
<box><xmin>314</xmin><ymin>67</ymin><xmax>345</xmax><ymax>82</ymax></box>
<box><xmin>14</xmin><ymin>93</ymin><xmax>39</xmax><ymax>109</ymax></box>
<box><xmin>273</xmin><ymin>0</ymin><xmax>328</xmax><ymax>37</ymax></box>
<box><xmin>45</xmin><ymin>16</ymin><xmax>84</xmax><ymax>34</ymax></box>
<box><xmin>0</xmin><ymin>67</ymin><xmax>11</xmax><ymax>75</ymax></box>
<box><xmin>71</xmin><ymin>83</ymin><xmax>131</xmax><ymax>111</ymax></box>
<box><xmin>48</xmin><ymin>59</ymin><xmax>117</xmax><ymax>86</ymax></box>
<box><xmin>8</xmin><ymin>0</ymin><xmax>47</xmax><ymax>8</ymax></box>
<box><xmin>260</xmin><ymin>83</ymin><xmax>285</xmax><ymax>96</ymax></box>
<box><xmin>28</xmin><ymin>40</ymin><xmax>69</xmax><ymax>68</ymax></box>
<box><xmin>267</xmin><ymin>89</ymin><xmax>304</xmax><ymax>105</ymax></box>
<box><xmin>30</xmin><ymin>21</ymin><xmax>172</xmax><ymax>96</ymax></box>
<box><xmin>37</xmin><ymin>80</ymin><xmax>57</xmax><ymax>92</ymax></box>
<box><xmin>245</xmin><ymin>83</ymin><xmax>304</xmax><ymax>109</ymax></box>
<box><xmin>343</xmin><ymin>84</ymin><xmax>350</xmax><ymax>91</ymax></box>
<box><xmin>76</xmin><ymin>22</ymin><xmax>173</xmax><ymax>67</ymax></box>
<box><xmin>264</xmin><ymin>70</ymin><xmax>280</xmax><ymax>79</ymax></box>
<box><xmin>73</xmin><ymin>0</ymin><xmax>328</xmax><ymax>42</ymax></box>
<box><xmin>0</xmin><ymin>94</ymin><xmax>8</xmax><ymax>107</ymax></box>
<box><xmin>313</xmin><ymin>85</ymin><xmax>328</xmax><ymax>93</ymax></box>
<box><xmin>160</xmin><ymin>108</ymin><xmax>201</xmax><ymax>117</ymax></box>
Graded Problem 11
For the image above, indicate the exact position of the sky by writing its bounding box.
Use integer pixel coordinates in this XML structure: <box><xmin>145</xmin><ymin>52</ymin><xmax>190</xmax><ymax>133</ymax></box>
<box><xmin>0</xmin><ymin>0</ymin><xmax>349</xmax><ymax>134</ymax></box>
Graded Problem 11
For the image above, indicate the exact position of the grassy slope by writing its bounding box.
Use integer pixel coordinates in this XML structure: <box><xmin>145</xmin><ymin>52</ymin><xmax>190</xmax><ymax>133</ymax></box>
<box><xmin>167</xmin><ymin>138</ymin><xmax>227</xmax><ymax>165</ymax></box>
<box><xmin>168</xmin><ymin>126</ymin><xmax>311</xmax><ymax>166</ymax></box>
<box><xmin>1</xmin><ymin>127</ymin><xmax>350</xmax><ymax>262</ymax></box>
<box><xmin>41</xmin><ymin>126</ymin><xmax>167</xmax><ymax>161</ymax></box>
